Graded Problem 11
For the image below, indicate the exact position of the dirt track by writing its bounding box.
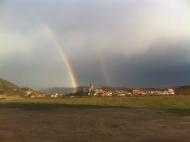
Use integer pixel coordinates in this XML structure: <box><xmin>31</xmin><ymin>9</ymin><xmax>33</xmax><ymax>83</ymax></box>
<box><xmin>0</xmin><ymin>107</ymin><xmax>190</xmax><ymax>142</ymax></box>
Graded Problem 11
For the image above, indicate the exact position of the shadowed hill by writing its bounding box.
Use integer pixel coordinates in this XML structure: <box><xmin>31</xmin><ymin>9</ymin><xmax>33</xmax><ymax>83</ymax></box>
<box><xmin>0</xmin><ymin>78</ymin><xmax>24</xmax><ymax>96</ymax></box>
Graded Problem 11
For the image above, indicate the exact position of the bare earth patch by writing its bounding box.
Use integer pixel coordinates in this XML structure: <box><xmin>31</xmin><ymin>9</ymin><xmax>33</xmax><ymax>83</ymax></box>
<box><xmin>0</xmin><ymin>107</ymin><xmax>190</xmax><ymax>142</ymax></box>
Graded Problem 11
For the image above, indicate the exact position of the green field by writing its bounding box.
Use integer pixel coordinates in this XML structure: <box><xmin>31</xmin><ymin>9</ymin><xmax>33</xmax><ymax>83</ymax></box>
<box><xmin>1</xmin><ymin>95</ymin><xmax>190</xmax><ymax>111</ymax></box>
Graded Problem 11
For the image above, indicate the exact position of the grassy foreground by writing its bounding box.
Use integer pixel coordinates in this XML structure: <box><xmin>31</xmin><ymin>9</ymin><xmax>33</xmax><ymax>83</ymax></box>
<box><xmin>1</xmin><ymin>95</ymin><xmax>190</xmax><ymax>110</ymax></box>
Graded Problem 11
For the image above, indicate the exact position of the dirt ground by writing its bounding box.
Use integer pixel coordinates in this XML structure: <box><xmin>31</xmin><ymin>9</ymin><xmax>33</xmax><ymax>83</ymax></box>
<box><xmin>0</xmin><ymin>107</ymin><xmax>190</xmax><ymax>142</ymax></box>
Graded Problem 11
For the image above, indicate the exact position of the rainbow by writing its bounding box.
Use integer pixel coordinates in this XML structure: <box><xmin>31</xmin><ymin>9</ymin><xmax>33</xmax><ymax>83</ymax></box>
<box><xmin>42</xmin><ymin>24</ymin><xmax>78</xmax><ymax>88</ymax></box>
<box><xmin>96</xmin><ymin>53</ymin><xmax>110</xmax><ymax>86</ymax></box>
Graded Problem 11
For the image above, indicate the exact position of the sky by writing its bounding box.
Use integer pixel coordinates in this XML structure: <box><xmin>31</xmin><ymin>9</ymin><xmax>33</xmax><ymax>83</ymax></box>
<box><xmin>0</xmin><ymin>0</ymin><xmax>190</xmax><ymax>89</ymax></box>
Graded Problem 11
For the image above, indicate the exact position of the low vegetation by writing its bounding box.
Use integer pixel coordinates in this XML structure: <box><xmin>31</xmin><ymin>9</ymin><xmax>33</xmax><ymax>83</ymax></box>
<box><xmin>1</xmin><ymin>95</ymin><xmax>190</xmax><ymax>111</ymax></box>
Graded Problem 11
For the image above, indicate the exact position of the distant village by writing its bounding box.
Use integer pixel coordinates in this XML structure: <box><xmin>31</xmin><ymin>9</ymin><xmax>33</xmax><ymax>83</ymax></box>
<box><xmin>1</xmin><ymin>77</ymin><xmax>190</xmax><ymax>99</ymax></box>
<box><xmin>24</xmin><ymin>84</ymin><xmax>190</xmax><ymax>98</ymax></box>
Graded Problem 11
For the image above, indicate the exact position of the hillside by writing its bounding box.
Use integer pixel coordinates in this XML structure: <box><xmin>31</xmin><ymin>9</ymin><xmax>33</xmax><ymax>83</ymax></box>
<box><xmin>0</xmin><ymin>78</ymin><xmax>24</xmax><ymax>96</ymax></box>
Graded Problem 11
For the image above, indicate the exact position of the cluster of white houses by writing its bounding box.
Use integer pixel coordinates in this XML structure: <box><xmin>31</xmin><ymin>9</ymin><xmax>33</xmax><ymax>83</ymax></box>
<box><xmin>23</xmin><ymin>84</ymin><xmax>190</xmax><ymax>98</ymax></box>
<box><xmin>73</xmin><ymin>84</ymin><xmax>176</xmax><ymax>97</ymax></box>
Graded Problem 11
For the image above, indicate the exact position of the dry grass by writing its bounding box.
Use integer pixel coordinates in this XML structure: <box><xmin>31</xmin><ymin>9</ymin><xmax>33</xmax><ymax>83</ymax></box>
<box><xmin>0</xmin><ymin>95</ymin><xmax>190</xmax><ymax>142</ymax></box>
<box><xmin>0</xmin><ymin>107</ymin><xmax>190</xmax><ymax>142</ymax></box>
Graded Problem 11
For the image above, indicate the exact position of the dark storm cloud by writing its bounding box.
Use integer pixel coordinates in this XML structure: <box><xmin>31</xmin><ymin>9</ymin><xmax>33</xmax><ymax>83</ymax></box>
<box><xmin>1</xmin><ymin>0</ymin><xmax>190</xmax><ymax>88</ymax></box>
<box><xmin>69</xmin><ymin>39</ymin><xmax>190</xmax><ymax>88</ymax></box>
<box><xmin>104</xmin><ymin>39</ymin><xmax>190</xmax><ymax>88</ymax></box>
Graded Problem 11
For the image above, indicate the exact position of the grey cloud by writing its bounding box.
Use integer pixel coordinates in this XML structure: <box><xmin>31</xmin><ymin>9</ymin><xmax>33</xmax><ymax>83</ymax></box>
<box><xmin>1</xmin><ymin>0</ymin><xmax>190</xmax><ymax>88</ymax></box>
<box><xmin>103</xmin><ymin>39</ymin><xmax>190</xmax><ymax>88</ymax></box>
<box><xmin>1</xmin><ymin>43</ymin><xmax>72</xmax><ymax>89</ymax></box>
